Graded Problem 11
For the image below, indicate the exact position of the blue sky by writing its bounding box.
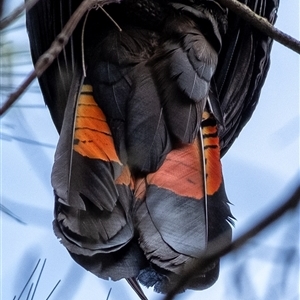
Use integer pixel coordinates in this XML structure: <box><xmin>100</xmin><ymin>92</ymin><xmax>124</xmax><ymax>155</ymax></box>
<box><xmin>1</xmin><ymin>1</ymin><xmax>299</xmax><ymax>299</ymax></box>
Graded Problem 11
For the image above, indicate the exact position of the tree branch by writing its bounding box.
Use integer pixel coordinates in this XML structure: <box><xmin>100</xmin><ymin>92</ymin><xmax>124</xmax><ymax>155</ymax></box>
<box><xmin>217</xmin><ymin>0</ymin><xmax>300</xmax><ymax>54</ymax></box>
<box><xmin>0</xmin><ymin>0</ymin><xmax>120</xmax><ymax>116</ymax></box>
<box><xmin>0</xmin><ymin>0</ymin><xmax>41</xmax><ymax>30</ymax></box>
<box><xmin>164</xmin><ymin>183</ymin><xmax>300</xmax><ymax>300</ymax></box>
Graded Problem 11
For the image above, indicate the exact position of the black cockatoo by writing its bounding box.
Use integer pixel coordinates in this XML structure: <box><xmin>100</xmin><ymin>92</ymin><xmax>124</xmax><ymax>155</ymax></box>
<box><xmin>26</xmin><ymin>0</ymin><xmax>279</xmax><ymax>298</ymax></box>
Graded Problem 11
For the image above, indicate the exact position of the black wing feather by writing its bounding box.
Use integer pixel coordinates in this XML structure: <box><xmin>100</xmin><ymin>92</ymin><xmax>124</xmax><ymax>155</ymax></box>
<box><xmin>26</xmin><ymin>0</ymin><xmax>82</xmax><ymax>132</ymax></box>
<box><xmin>215</xmin><ymin>0</ymin><xmax>279</xmax><ymax>155</ymax></box>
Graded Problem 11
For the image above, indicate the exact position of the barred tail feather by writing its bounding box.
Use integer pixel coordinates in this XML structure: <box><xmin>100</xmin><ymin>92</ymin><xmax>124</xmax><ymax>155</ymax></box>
<box><xmin>52</xmin><ymin>83</ymin><xmax>146</xmax><ymax>279</ymax></box>
<box><xmin>133</xmin><ymin>111</ymin><xmax>232</xmax><ymax>292</ymax></box>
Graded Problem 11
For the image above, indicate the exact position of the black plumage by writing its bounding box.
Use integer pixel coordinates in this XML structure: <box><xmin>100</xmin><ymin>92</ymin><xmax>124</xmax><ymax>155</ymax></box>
<box><xmin>26</xmin><ymin>0</ymin><xmax>279</xmax><ymax>298</ymax></box>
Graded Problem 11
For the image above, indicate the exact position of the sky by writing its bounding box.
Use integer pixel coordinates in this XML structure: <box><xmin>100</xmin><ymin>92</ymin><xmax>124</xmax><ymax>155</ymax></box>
<box><xmin>1</xmin><ymin>1</ymin><xmax>299</xmax><ymax>300</ymax></box>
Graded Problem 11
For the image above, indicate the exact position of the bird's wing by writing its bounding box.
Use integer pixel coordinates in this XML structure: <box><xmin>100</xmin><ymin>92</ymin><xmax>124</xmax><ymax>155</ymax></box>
<box><xmin>214</xmin><ymin>0</ymin><xmax>279</xmax><ymax>156</ymax></box>
<box><xmin>26</xmin><ymin>0</ymin><xmax>83</xmax><ymax>132</ymax></box>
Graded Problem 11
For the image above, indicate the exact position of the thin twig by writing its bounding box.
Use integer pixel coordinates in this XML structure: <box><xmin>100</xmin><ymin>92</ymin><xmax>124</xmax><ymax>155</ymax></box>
<box><xmin>0</xmin><ymin>204</ymin><xmax>26</xmax><ymax>224</ymax></box>
<box><xmin>0</xmin><ymin>70</ymin><xmax>36</xmax><ymax>116</ymax></box>
<box><xmin>33</xmin><ymin>0</ymin><xmax>119</xmax><ymax>78</ymax></box>
<box><xmin>45</xmin><ymin>280</ymin><xmax>61</xmax><ymax>300</ymax></box>
<box><xmin>106</xmin><ymin>288</ymin><xmax>112</xmax><ymax>300</ymax></box>
<box><xmin>17</xmin><ymin>259</ymin><xmax>41</xmax><ymax>300</ymax></box>
<box><xmin>164</xmin><ymin>183</ymin><xmax>300</xmax><ymax>300</ymax></box>
<box><xmin>217</xmin><ymin>0</ymin><xmax>300</xmax><ymax>54</ymax></box>
<box><xmin>98</xmin><ymin>5</ymin><xmax>122</xmax><ymax>32</ymax></box>
<box><xmin>1</xmin><ymin>23</ymin><xmax>25</xmax><ymax>33</ymax></box>
<box><xmin>26</xmin><ymin>283</ymin><xmax>34</xmax><ymax>300</ymax></box>
<box><xmin>30</xmin><ymin>259</ymin><xmax>47</xmax><ymax>300</ymax></box>
<box><xmin>0</xmin><ymin>0</ymin><xmax>41</xmax><ymax>30</ymax></box>
<box><xmin>0</xmin><ymin>0</ymin><xmax>120</xmax><ymax>117</ymax></box>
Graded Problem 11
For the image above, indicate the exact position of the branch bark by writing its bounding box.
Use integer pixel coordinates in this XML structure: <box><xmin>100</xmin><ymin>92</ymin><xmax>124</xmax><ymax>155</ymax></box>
<box><xmin>217</xmin><ymin>0</ymin><xmax>300</xmax><ymax>54</ymax></box>
<box><xmin>0</xmin><ymin>0</ymin><xmax>41</xmax><ymax>30</ymax></box>
<box><xmin>0</xmin><ymin>0</ymin><xmax>120</xmax><ymax>116</ymax></box>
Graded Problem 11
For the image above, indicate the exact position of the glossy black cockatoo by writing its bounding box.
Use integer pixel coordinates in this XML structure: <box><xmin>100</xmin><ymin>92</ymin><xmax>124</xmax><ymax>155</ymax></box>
<box><xmin>26</xmin><ymin>0</ymin><xmax>279</xmax><ymax>298</ymax></box>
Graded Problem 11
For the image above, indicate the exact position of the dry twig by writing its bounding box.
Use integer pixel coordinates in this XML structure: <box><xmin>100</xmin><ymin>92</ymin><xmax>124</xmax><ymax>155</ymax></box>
<box><xmin>0</xmin><ymin>0</ymin><xmax>41</xmax><ymax>30</ymax></box>
<box><xmin>0</xmin><ymin>0</ymin><xmax>120</xmax><ymax>116</ymax></box>
<box><xmin>217</xmin><ymin>0</ymin><xmax>300</xmax><ymax>54</ymax></box>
